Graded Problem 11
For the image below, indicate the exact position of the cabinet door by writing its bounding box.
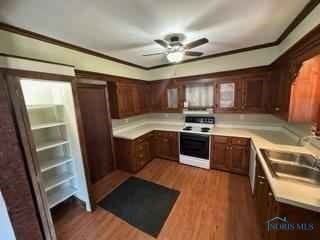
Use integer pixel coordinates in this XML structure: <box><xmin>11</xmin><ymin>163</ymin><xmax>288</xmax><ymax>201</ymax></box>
<box><xmin>212</xmin><ymin>142</ymin><xmax>230</xmax><ymax>171</ymax></box>
<box><xmin>168</xmin><ymin>132</ymin><xmax>179</xmax><ymax>161</ymax></box>
<box><xmin>229</xmin><ymin>144</ymin><xmax>249</xmax><ymax>175</ymax></box>
<box><xmin>117</xmin><ymin>83</ymin><xmax>135</xmax><ymax>117</ymax></box>
<box><xmin>216</xmin><ymin>80</ymin><xmax>240</xmax><ymax>112</ymax></box>
<box><xmin>242</xmin><ymin>78</ymin><xmax>266</xmax><ymax>112</ymax></box>
<box><xmin>166</xmin><ymin>87</ymin><xmax>179</xmax><ymax>111</ymax></box>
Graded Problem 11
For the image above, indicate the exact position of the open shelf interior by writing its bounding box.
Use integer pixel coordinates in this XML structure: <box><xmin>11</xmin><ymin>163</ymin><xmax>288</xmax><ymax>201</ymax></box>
<box><xmin>38</xmin><ymin>145</ymin><xmax>72</xmax><ymax>172</ymax></box>
<box><xmin>21</xmin><ymin>79</ymin><xmax>90</xmax><ymax>214</ymax></box>
<box><xmin>47</xmin><ymin>182</ymin><xmax>77</xmax><ymax>209</ymax></box>
<box><xmin>42</xmin><ymin>163</ymin><xmax>75</xmax><ymax>191</ymax></box>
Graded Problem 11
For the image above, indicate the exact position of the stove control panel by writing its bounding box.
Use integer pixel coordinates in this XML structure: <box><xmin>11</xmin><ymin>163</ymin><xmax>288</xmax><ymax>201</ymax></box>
<box><xmin>185</xmin><ymin>116</ymin><xmax>215</xmax><ymax>125</ymax></box>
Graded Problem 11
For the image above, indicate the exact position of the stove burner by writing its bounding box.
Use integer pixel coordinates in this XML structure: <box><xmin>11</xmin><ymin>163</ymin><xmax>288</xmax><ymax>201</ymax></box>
<box><xmin>183</xmin><ymin>126</ymin><xmax>192</xmax><ymax>131</ymax></box>
<box><xmin>201</xmin><ymin>127</ymin><xmax>210</xmax><ymax>132</ymax></box>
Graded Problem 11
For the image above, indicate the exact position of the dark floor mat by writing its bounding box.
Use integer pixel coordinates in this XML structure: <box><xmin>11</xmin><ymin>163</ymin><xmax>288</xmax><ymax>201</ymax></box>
<box><xmin>98</xmin><ymin>176</ymin><xmax>180</xmax><ymax>237</ymax></box>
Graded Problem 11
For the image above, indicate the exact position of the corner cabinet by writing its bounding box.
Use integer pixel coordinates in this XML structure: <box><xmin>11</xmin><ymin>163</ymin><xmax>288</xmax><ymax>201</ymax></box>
<box><xmin>211</xmin><ymin>136</ymin><xmax>249</xmax><ymax>175</ymax></box>
<box><xmin>114</xmin><ymin>133</ymin><xmax>153</xmax><ymax>173</ymax></box>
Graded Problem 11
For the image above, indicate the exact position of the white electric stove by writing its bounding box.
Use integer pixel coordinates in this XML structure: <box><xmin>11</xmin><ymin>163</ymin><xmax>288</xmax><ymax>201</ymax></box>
<box><xmin>179</xmin><ymin>116</ymin><xmax>215</xmax><ymax>169</ymax></box>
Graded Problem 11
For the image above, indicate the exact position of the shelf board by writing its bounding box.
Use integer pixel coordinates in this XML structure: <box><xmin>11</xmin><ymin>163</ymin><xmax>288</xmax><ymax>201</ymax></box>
<box><xmin>27</xmin><ymin>104</ymin><xmax>63</xmax><ymax>110</ymax></box>
<box><xmin>36</xmin><ymin>139</ymin><xmax>69</xmax><ymax>152</ymax></box>
<box><xmin>31</xmin><ymin>121</ymin><xmax>65</xmax><ymax>130</ymax></box>
<box><xmin>44</xmin><ymin>171</ymin><xmax>75</xmax><ymax>192</ymax></box>
<box><xmin>40</xmin><ymin>156</ymin><xmax>73</xmax><ymax>172</ymax></box>
<box><xmin>47</xmin><ymin>185</ymin><xmax>77</xmax><ymax>209</ymax></box>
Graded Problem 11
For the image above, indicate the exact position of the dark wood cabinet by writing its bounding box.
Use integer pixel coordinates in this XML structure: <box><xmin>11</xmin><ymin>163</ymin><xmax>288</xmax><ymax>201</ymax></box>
<box><xmin>114</xmin><ymin>132</ymin><xmax>153</xmax><ymax>173</ymax></box>
<box><xmin>108</xmin><ymin>82</ymin><xmax>151</xmax><ymax>118</ymax></box>
<box><xmin>241</xmin><ymin>76</ymin><xmax>268</xmax><ymax>112</ymax></box>
<box><xmin>215</xmin><ymin>79</ymin><xmax>240</xmax><ymax>112</ymax></box>
<box><xmin>153</xmin><ymin>131</ymin><xmax>179</xmax><ymax>161</ymax></box>
<box><xmin>254</xmin><ymin>158</ymin><xmax>320</xmax><ymax>240</ymax></box>
<box><xmin>212</xmin><ymin>136</ymin><xmax>249</xmax><ymax>175</ymax></box>
<box><xmin>114</xmin><ymin>130</ymin><xmax>178</xmax><ymax>172</ymax></box>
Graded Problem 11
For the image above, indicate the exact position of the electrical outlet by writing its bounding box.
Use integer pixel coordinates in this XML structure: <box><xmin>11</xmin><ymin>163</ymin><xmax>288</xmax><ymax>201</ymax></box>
<box><xmin>125</xmin><ymin>119</ymin><xmax>129</xmax><ymax>123</ymax></box>
<box><xmin>240</xmin><ymin>114</ymin><xmax>245</xmax><ymax>120</ymax></box>
<box><xmin>165</xmin><ymin>114</ymin><xmax>169</xmax><ymax>118</ymax></box>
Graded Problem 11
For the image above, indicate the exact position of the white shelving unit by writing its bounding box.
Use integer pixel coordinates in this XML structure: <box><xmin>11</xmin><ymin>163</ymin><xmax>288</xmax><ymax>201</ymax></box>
<box><xmin>27</xmin><ymin>104</ymin><xmax>78</xmax><ymax>209</ymax></box>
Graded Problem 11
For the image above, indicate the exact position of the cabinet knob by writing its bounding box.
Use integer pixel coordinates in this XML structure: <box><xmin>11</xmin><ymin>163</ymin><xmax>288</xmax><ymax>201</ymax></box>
<box><xmin>257</xmin><ymin>175</ymin><xmax>265</xmax><ymax>179</ymax></box>
<box><xmin>259</xmin><ymin>181</ymin><xmax>264</xmax><ymax>185</ymax></box>
<box><xmin>268</xmin><ymin>192</ymin><xmax>273</xmax><ymax>197</ymax></box>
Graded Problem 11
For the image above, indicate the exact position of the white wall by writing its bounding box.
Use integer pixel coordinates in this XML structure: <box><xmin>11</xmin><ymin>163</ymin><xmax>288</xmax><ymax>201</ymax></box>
<box><xmin>0</xmin><ymin>191</ymin><xmax>16</xmax><ymax>240</ymax></box>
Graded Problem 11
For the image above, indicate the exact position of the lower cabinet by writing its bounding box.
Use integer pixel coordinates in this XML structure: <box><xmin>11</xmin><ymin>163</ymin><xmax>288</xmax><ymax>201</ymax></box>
<box><xmin>152</xmin><ymin>131</ymin><xmax>179</xmax><ymax>161</ymax></box>
<box><xmin>254</xmin><ymin>158</ymin><xmax>320</xmax><ymax>240</ymax></box>
<box><xmin>211</xmin><ymin>136</ymin><xmax>250</xmax><ymax>175</ymax></box>
<box><xmin>114</xmin><ymin>132</ymin><xmax>153</xmax><ymax>173</ymax></box>
<box><xmin>114</xmin><ymin>131</ymin><xmax>178</xmax><ymax>173</ymax></box>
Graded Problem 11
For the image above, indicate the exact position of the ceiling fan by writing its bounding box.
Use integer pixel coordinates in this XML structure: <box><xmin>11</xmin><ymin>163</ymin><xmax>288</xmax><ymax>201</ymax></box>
<box><xmin>143</xmin><ymin>33</ymin><xmax>209</xmax><ymax>63</ymax></box>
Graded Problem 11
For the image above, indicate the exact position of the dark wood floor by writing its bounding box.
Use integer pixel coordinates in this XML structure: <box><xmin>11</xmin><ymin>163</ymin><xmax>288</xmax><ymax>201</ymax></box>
<box><xmin>53</xmin><ymin>159</ymin><xmax>260</xmax><ymax>240</ymax></box>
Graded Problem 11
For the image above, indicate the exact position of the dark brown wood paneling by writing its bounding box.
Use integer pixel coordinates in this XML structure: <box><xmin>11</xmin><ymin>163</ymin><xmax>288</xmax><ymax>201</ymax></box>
<box><xmin>77</xmin><ymin>83</ymin><xmax>115</xmax><ymax>184</ymax></box>
<box><xmin>0</xmin><ymin>73</ymin><xmax>44</xmax><ymax>240</ymax></box>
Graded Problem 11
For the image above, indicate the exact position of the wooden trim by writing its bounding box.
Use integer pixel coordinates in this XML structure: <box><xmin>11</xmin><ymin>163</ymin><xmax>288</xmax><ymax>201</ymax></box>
<box><xmin>1</xmin><ymin>1</ymin><xmax>319</xmax><ymax>70</ymax></box>
<box><xmin>0</xmin><ymin>22</ymin><xmax>148</xmax><ymax>70</ymax></box>
<box><xmin>4</xmin><ymin>74</ymin><xmax>56</xmax><ymax>240</ymax></box>
<box><xmin>0</xmin><ymin>53</ymin><xmax>75</xmax><ymax>67</ymax></box>
<box><xmin>148</xmin><ymin>42</ymin><xmax>277</xmax><ymax>69</ymax></box>
<box><xmin>0</xmin><ymin>68</ymin><xmax>74</xmax><ymax>81</ymax></box>
<box><xmin>77</xmin><ymin>79</ymin><xmax>107</xmax><ymax>86</ymax></box>
<box><xmin>276</xmin><ymin>0</ymin><xmax>320</xmax><ymax>43</ymax></box>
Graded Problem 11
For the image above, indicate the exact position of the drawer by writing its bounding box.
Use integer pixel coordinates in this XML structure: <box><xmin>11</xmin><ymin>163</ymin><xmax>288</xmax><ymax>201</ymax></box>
<box><xmin>231</xmin><ymin>137</ymin><xmax>250</xmax><ymax>146</ymax></box>
<box><xmin>214</xmin><ymin>136</ymin><xmax>229</xmax><ymax>144</ymax></box>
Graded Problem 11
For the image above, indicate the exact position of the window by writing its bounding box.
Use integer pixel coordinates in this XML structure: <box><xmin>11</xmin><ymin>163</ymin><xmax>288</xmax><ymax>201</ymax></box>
<box><xmin>185</xmin><ymin>84</ymin><xmax>214</xmax><ymax>108</ymax></box>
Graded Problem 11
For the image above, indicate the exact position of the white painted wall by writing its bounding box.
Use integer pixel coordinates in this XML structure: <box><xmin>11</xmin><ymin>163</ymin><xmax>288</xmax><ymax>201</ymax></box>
<box><xmin>0</xmin><ymin>191</ymin><xmax>16</xmax><ymax>240</ymax></box>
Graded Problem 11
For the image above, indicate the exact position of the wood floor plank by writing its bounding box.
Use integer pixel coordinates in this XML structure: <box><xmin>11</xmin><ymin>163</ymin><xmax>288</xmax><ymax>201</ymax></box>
<box><xmin>54</xmin><ymin>159</ymin><xmax>260</xmax><ymax>240</ymax></box>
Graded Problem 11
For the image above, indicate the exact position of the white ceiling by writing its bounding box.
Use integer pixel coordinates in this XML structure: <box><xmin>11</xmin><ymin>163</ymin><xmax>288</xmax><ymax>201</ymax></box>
<box><xmin>0</xmin><ymin>0</ymin><xmax>309</xmax><ymax>68</ymax></box>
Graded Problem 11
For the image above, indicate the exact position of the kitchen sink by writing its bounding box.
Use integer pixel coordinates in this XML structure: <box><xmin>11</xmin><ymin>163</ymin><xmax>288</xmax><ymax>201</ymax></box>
<box><xmin>260</xmin><ymin>149</ymin><xmax>320</xmax><ymax>185</ymax></box>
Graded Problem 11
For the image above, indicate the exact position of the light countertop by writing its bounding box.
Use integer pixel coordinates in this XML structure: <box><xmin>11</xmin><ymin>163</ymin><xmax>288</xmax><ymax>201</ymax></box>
<box><xmin>113</xmin><ymin>122</ymin><xmax>320</xmax><ymax>213</ymax></box>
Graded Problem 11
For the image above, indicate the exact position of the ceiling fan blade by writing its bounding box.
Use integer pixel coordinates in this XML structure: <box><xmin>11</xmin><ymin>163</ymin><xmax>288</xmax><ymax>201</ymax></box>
<box><xmin>184</xmin><ymin>38</ymin><xmax>209</xmax><ymax>49</ymax></box>
<box><xmin>154</xmin><ymin>39</ymin><xmax>169</xmax><ymax>48</ymax></box>
<box><xmin>185</xmin><ymin>51</ymin><xmax>204</xmax><ymax>57</ymax></box>
<box><xmin>143</xmin><ymin>52</ymin><xmax>165</xmax><ymax>56</ymax></box>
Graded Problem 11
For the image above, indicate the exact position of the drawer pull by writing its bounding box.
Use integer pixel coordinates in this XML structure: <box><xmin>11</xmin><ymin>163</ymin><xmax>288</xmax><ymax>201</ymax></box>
<box><xmin>259</xmin><ymin>181</ymin><xmax>264</xmax><ymax>185</ymax></box>
<box><xmin>257</xmin><ymin>176</ymin><xmax>265</xmax><ymax>179</ymax></box>
<box><xmin>268</xmin><ymin>192</ymin><xmax>273</xmax><ymax>197</ymax></box>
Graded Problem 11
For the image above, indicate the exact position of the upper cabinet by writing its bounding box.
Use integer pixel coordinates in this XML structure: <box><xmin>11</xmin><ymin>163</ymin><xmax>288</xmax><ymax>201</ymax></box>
<box><xmin>241</xmin><ymin>76</ymin><xmax>268</xmax><ymax>112</ymax></box>
<box><xmin>215</xmin><ymin>79</ymin><xmax>240</xmax><ymax>112</ymax></box>
<box><xmin>167</xmin><ymin>87</ymin><xmax>179</xmax><ymax>109</ymax></box>
<box><xmin>108</xmin><ymin>82</ymin><xmax>151</xmax><ymax>118</ymax></box>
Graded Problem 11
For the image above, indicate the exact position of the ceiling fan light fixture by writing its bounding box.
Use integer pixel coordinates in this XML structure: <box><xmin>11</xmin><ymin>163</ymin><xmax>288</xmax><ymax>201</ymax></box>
<box><xmin>166</xmin><ymin>51</ymin><xmax>184</xmax><ymax>63</ymax></box>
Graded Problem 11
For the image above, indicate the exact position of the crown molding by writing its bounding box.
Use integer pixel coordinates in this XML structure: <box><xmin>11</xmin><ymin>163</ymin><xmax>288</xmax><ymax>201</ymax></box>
<box><xmin>0</xmin><ymin>0</ymin><xmax>319</xmax><ymax>70</ymax></box>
